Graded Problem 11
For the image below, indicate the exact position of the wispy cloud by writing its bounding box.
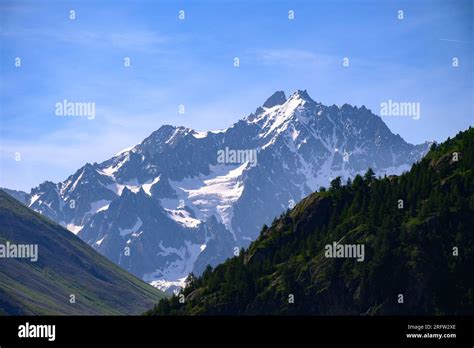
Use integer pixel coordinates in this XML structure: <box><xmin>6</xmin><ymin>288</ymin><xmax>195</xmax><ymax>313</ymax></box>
<box><xmin>0</xmin><ymin>28</ymin><xmax>171</xmax><ymax>51</ymax></box>
<box><xmin>252</xmin><ymin>49</ymin><xmax>335</xmax><ymax>67</ymax></box>
<box><xmin>439</xmin><ymin>38</ymin><xmax>473</xmax><ymax>44</ymax></box>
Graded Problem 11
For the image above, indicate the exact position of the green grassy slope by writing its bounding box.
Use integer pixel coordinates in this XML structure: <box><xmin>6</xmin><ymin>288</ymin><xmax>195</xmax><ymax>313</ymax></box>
<box><xmin>0</xmin><ymin>190</ymin><xmax>165</xmax><ymax>315</ymax></box>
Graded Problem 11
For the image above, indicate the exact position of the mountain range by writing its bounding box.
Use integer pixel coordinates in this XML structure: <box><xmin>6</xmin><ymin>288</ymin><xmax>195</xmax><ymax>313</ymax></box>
<box><xmin>3</xmin><ymin>90</ymin><xmax>431</xmax><ymax>291</ymax></box>
<box><xmin>148</xmin><ymin>127</ymin><xmax>474</xmax><ymax>315</ymax></box>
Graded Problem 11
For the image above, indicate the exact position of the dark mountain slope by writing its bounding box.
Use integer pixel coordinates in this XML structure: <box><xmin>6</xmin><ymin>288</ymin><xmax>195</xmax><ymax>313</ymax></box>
<box><xmin>0</xmin><ymin>188</ymin><xmax>29</xmax><ymax>205</ymax></box>
<box><xmin>148</xmin><ymin>127</ymin><xmax>474</xmax><ymax>315</ymax></box>
<box><xmin>0</xmin><ymin>190</ymin><xmax>165</xmax><ymax>315</ymax></box>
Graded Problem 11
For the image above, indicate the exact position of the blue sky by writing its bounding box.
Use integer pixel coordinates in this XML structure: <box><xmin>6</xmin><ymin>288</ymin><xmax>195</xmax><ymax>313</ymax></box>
<box><xmin>1</xmin><ymin>0</ymin><xmax>473</xmax><ymax>191</ymax></box>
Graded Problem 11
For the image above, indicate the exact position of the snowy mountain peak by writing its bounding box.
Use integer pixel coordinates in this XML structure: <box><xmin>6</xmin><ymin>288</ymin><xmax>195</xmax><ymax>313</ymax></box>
<box><xmin>248</xmin><ymin>90</ymin><xmax>317</xmax><ymax>125</ymax></box>
<box><xmin>18</xmin><ymin>88</ymin><xmax>432</xmax><ymax>291</ymax></box>
<box><xmin>141</xmin><ymin>124</ymin><xmax>178</xmax><ymax>145</ymax></box>
<box><xmin>289</xmin><ymin>89</ymin><xmax>314</xmax><ymax>103</ymax></box>
<box><xmin>249</xmin><ymin>89</ymin><xmax>321</xmax><ymax>141</ymax></box>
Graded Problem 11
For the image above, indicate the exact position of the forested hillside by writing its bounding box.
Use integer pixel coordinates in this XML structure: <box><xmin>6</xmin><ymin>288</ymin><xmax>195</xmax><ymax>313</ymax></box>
<box><xmin>148</xmin><ymin>127</ymin><xmax>474</xmax><ymax>315</ymax></box>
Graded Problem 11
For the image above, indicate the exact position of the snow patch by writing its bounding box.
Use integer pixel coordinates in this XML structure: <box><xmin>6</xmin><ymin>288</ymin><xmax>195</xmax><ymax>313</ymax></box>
<box><xmin>106</xmin><ymin>180</ymin><xmax>141</xmax><ymax>195</ymax></box>
<box><xmin>192</xmin><ymin>131</ymin><xmax>208</xmax><ymax>139</ymax></box>
<box><xmin>97</xmin><ymin>204</ymin><xmax>110</xmax><ymax>212</ymax></box>
<box><xmin>114</xmin><ymin>145</ymin><xmax>136</xmax><ymax>157</ymax></box>
<box><xmin>95</xmin><ymin>236</ymin><xmax>105</xmax><ymax>246</ymax></box>
<box><xmin>168</xmin><ymin>163</ymin><xmax>247</xmax><ymax>237</ymax></box>
<box><xmin>142</xmin><ymin>176</ymin><xmax>161</xmax><ymax>196</ymax></box>
<box><xmin>29</xmin><ymin>194</ymin><xmax>41</xmax><ymax>206</ymax></box>
<box><xmin>88</xmin><ymin>199</ymin><xmax>111</xmax><ymax>215</ymax></box>
<box><xmin>67</xmin><ymin>224</ymin><xmax>83</xmax><ymax>235</ymax></box>
<box><xmin>150</xmin><ymin>278</ymin><xmax>187</xmax><ymax>293</ymax></box>
<box><xmin>119</xmin><ymin>217</ymin><xmax>143</xmax><ymax>236</ymax></box>
<box><xmin>144</xmin><ymin>240</ymin><xmax>203</xmax><ymax>290</ymax></box>
<box><xmin>164</xmin><ymin>208</ymin><xmax>201</xmax><ymax>228</ymax></box>
<box><xmin>100</xmin><ymin>153</ymin><xmax>130</xmax><ymax>177</ymax></box>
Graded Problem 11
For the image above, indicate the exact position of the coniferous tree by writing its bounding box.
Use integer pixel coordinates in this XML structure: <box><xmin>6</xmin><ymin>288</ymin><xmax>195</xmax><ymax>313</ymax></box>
<box><xmin>364</xmin><ymin>168</ymin><xmax>376</xmax><ymax>182</ymax></box>
<box><xmin>330</xmin><ymin>176</ymin><xmax>342</xmax><ymax>190</ymax></box>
